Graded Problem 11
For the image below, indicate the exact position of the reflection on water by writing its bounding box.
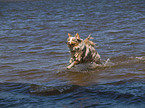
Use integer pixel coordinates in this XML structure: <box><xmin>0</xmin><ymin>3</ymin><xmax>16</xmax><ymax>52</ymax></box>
<box><xmin>0</xmin><ymin>0</ymin><xmax>145</xmax><ymax>107</ymax></box>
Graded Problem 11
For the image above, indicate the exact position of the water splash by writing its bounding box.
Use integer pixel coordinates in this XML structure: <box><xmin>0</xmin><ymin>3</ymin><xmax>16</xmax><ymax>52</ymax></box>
<box><xmin>136</xmin><ymin>56</ymin><xmax>145</xmax><ymax>61</ymax></box>
<box><xmin>58</xmin><ymin>56</ymin><xmax>144</xmax><ymax>73</ymax></box>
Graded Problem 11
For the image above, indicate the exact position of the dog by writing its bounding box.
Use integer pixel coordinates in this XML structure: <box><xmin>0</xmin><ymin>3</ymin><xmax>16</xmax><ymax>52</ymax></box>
<box><xmin>66</xmin><ymin>33</ymin><xmax>101</xmax><ymax>69</ymax></box>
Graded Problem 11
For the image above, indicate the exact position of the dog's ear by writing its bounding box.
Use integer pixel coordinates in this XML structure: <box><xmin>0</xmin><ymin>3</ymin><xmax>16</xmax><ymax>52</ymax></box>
<box><xmin>68</xmin><ymin>33</ymin><xmax>72</xmax><ymax>37</ymax></box>
<box><xmin>75</xmin><ymin>33</ymin><xmax>80</xmax><ymax>40</ymax></box>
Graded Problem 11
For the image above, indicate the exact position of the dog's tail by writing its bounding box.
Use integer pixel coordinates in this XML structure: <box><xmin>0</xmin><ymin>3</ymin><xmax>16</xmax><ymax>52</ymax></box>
<box><xmin>84</xmin><ymin>34</ymin><xmax>96</xmax><ymax>47</ymax></box>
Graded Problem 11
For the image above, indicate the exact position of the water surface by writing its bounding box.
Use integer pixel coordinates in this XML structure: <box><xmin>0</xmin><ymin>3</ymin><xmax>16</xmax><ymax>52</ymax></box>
<box><xmin>0</xmin><ymin>0</ymin><xmax>145</xmax><ymax>107</ymax></box>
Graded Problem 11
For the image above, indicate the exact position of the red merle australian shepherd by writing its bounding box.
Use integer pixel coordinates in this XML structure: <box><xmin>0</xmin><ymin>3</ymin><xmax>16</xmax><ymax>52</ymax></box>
<box><xmin>66</xmin><ymin>33</ymin><xmax>101</xmax><ymax>69</ymax></box>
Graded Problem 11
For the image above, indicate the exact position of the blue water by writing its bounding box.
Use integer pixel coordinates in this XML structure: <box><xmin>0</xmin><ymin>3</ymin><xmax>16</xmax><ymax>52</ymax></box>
<box><xmin>0</xmin><ymin>0</ymin><xmax>145</xmax><ymax>107</ymax></box>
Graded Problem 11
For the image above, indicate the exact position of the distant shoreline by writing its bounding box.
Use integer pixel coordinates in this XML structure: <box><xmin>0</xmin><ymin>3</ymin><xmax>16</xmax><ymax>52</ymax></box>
<box><xmin>0</xmin><ymin>0</ymin><xmax>39</xmax><ymax>2</ymax></box>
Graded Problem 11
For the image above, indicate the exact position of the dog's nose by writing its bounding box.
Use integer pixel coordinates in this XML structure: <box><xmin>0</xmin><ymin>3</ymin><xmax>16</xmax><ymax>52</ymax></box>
<box><xmin>66</xmin><ymin>42</ymin><xmax>70</xmax><ymax>44</ymax></box>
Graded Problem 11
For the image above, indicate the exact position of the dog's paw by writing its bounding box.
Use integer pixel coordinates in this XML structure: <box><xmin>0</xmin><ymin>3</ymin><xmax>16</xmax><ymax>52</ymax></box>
<box><xmin>67</xmin><ymin>64</ymin><xmax>74</xmax><ymax>69</ymax></box>
<box><xmin>67</xmin><ymin>65</ymin><xmax>71</xmax><ymax>69</ymax></box>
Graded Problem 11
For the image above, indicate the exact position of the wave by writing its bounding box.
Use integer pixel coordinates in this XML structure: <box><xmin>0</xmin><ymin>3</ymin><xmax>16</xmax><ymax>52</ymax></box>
<box><xmin>0</xmin><ymin>79</ymin><xmax>144</xmax><ymax>101</ymax></box>
<box><xmin>29</xmin><ymin>84</ymin><xmax>79</xmax><ymax>96</ymax></box>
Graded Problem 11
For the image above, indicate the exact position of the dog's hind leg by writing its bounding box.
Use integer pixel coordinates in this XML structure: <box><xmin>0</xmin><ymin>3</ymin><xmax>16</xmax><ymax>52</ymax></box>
<box><xmin>94</xmin><ymin>53</ymin><xmax>102</xmax><ymax>64</ymax></box>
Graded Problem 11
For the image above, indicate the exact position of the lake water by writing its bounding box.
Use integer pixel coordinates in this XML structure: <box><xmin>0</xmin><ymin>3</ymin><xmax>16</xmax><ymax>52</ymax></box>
<box><xmin>0</xmin><ymin>0</ymin><xmax>145</xmax><ymax>107</ymax></box>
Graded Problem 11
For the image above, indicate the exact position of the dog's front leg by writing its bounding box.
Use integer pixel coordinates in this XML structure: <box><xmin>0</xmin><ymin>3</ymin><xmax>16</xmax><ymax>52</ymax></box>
<box><xmin>67</xmin><ymin>61</ymin><xmax>79</xmax><ymax>69</ymax></box>
<box><xmin>69</xmin><ymin>58</ymin><xmax>74</xmax><ymax>64</ymax></box>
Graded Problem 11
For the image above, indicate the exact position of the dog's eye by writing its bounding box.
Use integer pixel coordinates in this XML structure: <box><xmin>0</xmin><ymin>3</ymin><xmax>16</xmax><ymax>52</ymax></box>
<box><xmin>77</xmin><ymin>39</ymin><xmax>82</xmax><ymax>42</ymax></box>
<box><xmin>70</xmin><ymin>43</ymin><xmax>75</xmax><ymax>46</ymax></box>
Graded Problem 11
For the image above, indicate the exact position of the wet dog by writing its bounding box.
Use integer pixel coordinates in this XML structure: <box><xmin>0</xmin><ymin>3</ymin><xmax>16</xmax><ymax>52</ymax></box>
<box><xmin>66</xmin><ymin>33</ymin><xmax>101</xmax><ymax>69</ymax></box>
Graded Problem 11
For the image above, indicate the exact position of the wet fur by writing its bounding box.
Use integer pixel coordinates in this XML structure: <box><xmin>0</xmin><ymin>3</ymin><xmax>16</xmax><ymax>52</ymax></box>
<box><xmin>66</xmin><ymin>33</ymin><xmax>101</xmax><ymax>69</ymax></box>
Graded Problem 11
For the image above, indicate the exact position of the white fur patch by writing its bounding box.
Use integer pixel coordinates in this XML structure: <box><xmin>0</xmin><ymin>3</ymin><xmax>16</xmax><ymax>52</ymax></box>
<box><xmin>69</xmin><ymin>37</ymin><xmax>73</xmax><ymax>44</ymax></box>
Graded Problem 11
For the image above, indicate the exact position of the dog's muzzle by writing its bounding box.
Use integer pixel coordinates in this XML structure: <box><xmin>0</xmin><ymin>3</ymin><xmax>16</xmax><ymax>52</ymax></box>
<box><xmin>66</xmin><ymin>42</ymin><xmax>74</xmax><ymax>47</ymax></box>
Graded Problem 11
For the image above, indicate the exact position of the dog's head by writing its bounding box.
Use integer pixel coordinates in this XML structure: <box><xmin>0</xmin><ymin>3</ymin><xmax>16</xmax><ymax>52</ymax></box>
<box><xmin>66</xmin><ymin>33</ymin><xmax>82</xmax><ymax>50</ymax></box>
